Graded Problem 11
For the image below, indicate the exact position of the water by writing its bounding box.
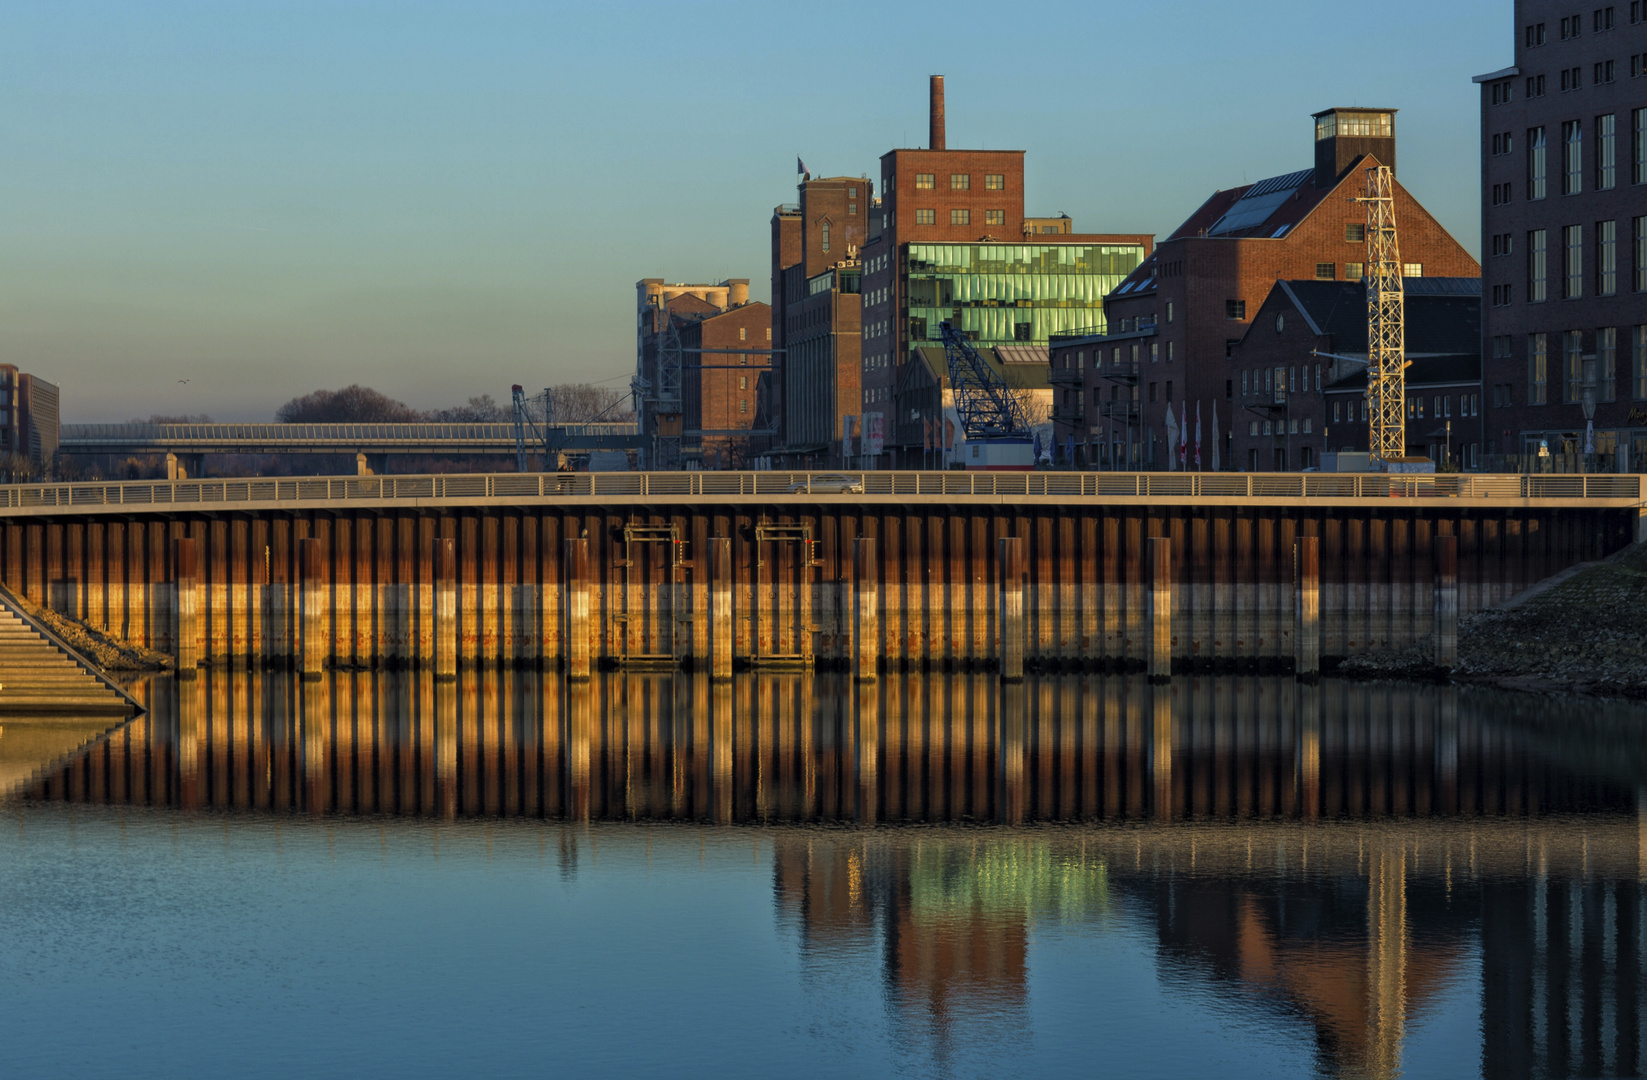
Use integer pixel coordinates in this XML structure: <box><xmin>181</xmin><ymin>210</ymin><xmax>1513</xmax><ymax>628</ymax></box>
<box><xmin>3</xmin><ymin>670</ymin><xmax>1644</xmax><ymax>1079</ymax></box>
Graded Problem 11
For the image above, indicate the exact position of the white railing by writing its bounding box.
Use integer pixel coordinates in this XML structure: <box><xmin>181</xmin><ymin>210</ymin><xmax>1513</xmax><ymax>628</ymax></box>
<box><xmin>0</xmin><ymin>471</ymin><xmax>1639</xmax><ymax>513</ymax></box>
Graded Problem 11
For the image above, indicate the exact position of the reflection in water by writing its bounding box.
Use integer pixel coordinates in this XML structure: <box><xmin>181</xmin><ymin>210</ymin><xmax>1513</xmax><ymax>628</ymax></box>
<box><xmin>19</xmin><ymin>669</ymin><xmax>1647</xmax><ymax>1079</ymax></box>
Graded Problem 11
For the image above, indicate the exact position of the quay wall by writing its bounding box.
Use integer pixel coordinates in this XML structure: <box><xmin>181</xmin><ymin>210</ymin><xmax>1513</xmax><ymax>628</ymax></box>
<box><xmin>0</xmin><ymin>498</ymin><xmax>1635</xmax><ymax>672</ymax></box>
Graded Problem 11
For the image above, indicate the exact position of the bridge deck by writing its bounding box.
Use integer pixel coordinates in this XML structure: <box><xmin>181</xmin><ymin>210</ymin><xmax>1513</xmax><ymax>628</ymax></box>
<box><xmin>59</xmin><ymin>421</ymin><xmax>641</xmax><ymax>455</ymax></box>
<box><xmin>1</xmin><ymin>470</ymin><xmax>1641</xmax><ymax>518</ymax></box>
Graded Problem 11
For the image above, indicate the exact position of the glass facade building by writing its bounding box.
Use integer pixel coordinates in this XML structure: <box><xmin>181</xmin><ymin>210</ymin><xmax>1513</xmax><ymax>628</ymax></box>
<box><xmin>903</xmin><ymin>243</ymin><xmax>1146</xmax><ymax>346</ymax></box>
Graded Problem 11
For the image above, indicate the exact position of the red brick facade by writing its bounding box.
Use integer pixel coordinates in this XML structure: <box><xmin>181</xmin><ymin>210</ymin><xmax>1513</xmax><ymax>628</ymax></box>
<box><xmin>1052</xmin><ymin>112</ymin><xmax>1480</xmax><ymax>470</ymax></box>
<box><xmin>679</xmin><ymin>303</ymin><xmax>773</xmax><ymax>468</ymax></box>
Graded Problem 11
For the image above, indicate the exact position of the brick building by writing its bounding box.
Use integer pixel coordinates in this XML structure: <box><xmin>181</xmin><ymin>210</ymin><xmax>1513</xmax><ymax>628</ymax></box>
<box><xmin>1474</xmin><ymin>1</ymin><xmax>1647</xmax><ymax>470</ymax></box>
<box><xmin>769</xmin><ymin>175</ymin><xmax>872</xmax><ymax>467</ymax></box>
<box><xmin>634</xmin><ymin>279</ymin><xmax>771</xmax><ymax>468</ymax></box>
<box><xmin>1052</xmin><ymin>107</ymin><xmax>1479</xmax><ymax>470</ymax></box>
<box><xmin>859</xmin><ymin>76</ymin><xmax>1150</xmax><ymax>467</ymax></box>
<box><xmin>0</xmin><ymin>365</ymin><xmax>60</xmax><ymax>471</ymax></box>
<box><xmin>1225</xmin><ymin>278</ymin><xmax>1483</xmax><ymax>472</ymax></box>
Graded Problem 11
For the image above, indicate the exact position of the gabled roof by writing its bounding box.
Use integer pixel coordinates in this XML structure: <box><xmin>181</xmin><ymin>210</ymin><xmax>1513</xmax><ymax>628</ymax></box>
<box><xmin>1276</xmin><ymin>279</ymin><xmax>1481</xmax><ymax>355</ymax></box>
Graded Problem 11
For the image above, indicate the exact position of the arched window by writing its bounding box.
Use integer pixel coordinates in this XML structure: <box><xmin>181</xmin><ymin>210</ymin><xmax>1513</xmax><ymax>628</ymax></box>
<box><xmin>820</xmin><ymin>221</ymin><xmax>831</xmax><ymax>252</ymax></box>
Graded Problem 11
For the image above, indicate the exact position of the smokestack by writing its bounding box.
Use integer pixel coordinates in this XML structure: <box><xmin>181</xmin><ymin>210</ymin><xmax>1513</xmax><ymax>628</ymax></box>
<box><xmin>929</xmin><ymin>75</ymin><xmax>946</xmax><ymax>151</ymax></box>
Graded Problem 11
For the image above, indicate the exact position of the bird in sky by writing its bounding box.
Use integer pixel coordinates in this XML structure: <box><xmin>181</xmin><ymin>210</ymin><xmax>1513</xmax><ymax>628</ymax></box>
<box><xmin>177</xmin><ymin>379</ymin><xmax>189</xmax><ymax>384</ymax></box>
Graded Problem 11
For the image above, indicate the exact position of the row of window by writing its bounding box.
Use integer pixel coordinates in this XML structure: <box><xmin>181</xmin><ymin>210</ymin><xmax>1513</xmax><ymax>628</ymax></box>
<box><xmin>912</xmin><ymin>173</ymin><xmax>1006</xmax><ymax>191</ymax></box>
<box><xmin>1513</xmin><ymin>113</ymin><xmax>1646</xmax><ymax>199</ymax></box>
<box><xmin>1240</xmin><ymin>365</ymin><xmax>1325</xmax><ymax>402</ymax></box>
<box><xmin>1516</xmin><ymin>216</ymin><xmax>1646</xmax><ymax>302</ymax></box>
<box><xmin>910</xmin><ymin>208</ymin><xmax>1007</xmax><ymax>226</ymax></box>
<box><xmin>1526</xmin><ymin>7</ymin><xmax>1628</xmax><ymax>46</ymax></box>
<box><xmin>1522</xmin><ymin>326</ymin><xmax>1647</xmax><ymax>403</ymax></box>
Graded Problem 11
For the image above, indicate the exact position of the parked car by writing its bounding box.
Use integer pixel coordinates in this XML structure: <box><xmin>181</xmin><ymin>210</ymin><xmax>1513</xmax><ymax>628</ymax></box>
<box><xmin>789</xmin><ymin>473</ymin><xmax>864</xmax><ymax>494</ymax></box>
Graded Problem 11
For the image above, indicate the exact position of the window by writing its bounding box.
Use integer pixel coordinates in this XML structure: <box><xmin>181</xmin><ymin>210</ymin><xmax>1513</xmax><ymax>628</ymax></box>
<box><xmin>1315</xmin><ymin>263</ymin><xmax>1335</xmax><ymax>280</ymax></box>
<box><xmin>1637</xmin><ymin>217</ymin><xmax>1647</xmax><ymax>290</ymax></box>
<box><xmin>949</xmin><ymin>174</ymin><xmax>970</xmax><ymax>191</ymax></box>
<box><xmin>1403</xmin><ymin>263</ymin><xmax>1423</xmax><ymax>278</ymax></box>
<box><xmin>984</xmin><ymin>174</ymin><xmax>1004</xmax><ymax>190</ymax></box>
<box><xmin>821</xmin><ymin>221</ymin><xmax>831</xmax><ymax>252</ymax></box>
<box><xmin>1635</xmin><ymin>109</ymin><xmax>1647</xmax><ymax>183</ymax></box>
<box><xmin>1530</xmin><ymin>333</ymin><xmax>1549</xmax><ymax>404</ymax></box>
<box><xmin>977</xmin><ymin>209</ymin><xmax>1002</xmax><ymax>227</ymax></box>
<box><xmin>1314</xmin><ymin>363</ymin><xmax>1322</xmax><ymax>391</ymax></box>
<box><xmin>1635</xmin><ymin>326</ymin><xmax>1647</xmax><ymax>398</ymax></box>
<box><xmin>1561</xmin><ymin>66</ymin><xmax>1583</xmax><ymax>91</ymax></box>
<box><xmin>1150</xmin><ymin>343</ymin><xmax>1160</xmax><ymax>363</ymax></box>
<box><xmin>1529</xmin><ymin>127</ymin><xmax>1547</xmax><ymax>198</ymax></box>
<box><xmin>1493</xmin><ymin>80</ymin><xmax>1514</xmax><ymax>105</ymax></box>
<box><xmin>1565</xmin><ymin>330</ymin><xmax>1585</xmax><ymax>402</ymax></box>
<box><xmin>1596</xmin><ymin>5</ymin><xmax>1616</xmax><ymax>30</ymax></box>
<box><xmin>1600</xmin><ymin>220</ymin><xmax>1618</xmax><ymax>294</ymax></box>
<box><xmin>1596</xmin><ymin>60</ymin><xmax>1617</xmax><ymax>83</ymax></box>
<box><xmin>1249</xmin><ymin>421</ymin><xmax>1260</xmax><ymax>437</ymax></box>
<box><xmin>1600</xmin><ymin>326</ymin><xmax>1618</xmax><ymax>400</ymax></box>
<box><xmin>739</xmin><ymin>399</ymin><xmax>748</xmax><ymax>414</ymax></box>
<box><xmin>1564</xmin><ymin>120</ymin><xmax>1584</xmax><ymax>193</ymax></box>
<box><xmin>915</xmin><ymin>209</ymin><xmax>935</xmax><ymax>225</ymax></box>
<box><xmin>950</xmin><ymin>209</ymin><xmax>970</xmax><ymax>225</ymax></box>
<box><xmin>1564</xmin><ymin>224</ymin><xmax>1584</xmax><ymax>297</ymax></box>
<box><xmin>1636</xmin><ymin>1</ymin><xmax>1644</xmax><ymax>22</ymax></box>
<box><xmin>1149</xmin><ymin>382</ymin><xmax>1158</xmax><ymax>403</ymax></box>
<box><xmin>914</xmin><ymin>173</ymin><xmax>935</xmax><ymax>189</ymax></box>
<box><xmin>1165</xmin><ymin>301</ymin><xmax>1174</xmax><ymax>323</ymax></box>
<box><xmin>1528</xmin><ymin>74</ymin><xmax>1547</xmax><ymax>96</ymax></box>
<box><xmin>1241</xmin><ymin>371</ymin><xmax>1249</xmax><ymax>396</ymax></box>
<box><xmin>1345</xmin><ymin>223</ymin><xmax>1366</xmax><ymax>242</ymax></box>
<box><xmin>1598</xmin><ymin>114</ymin><xmax>1617</xmax><ymax>188</ymax></box>
<box><xmin>1345</xmin><ymin>261</ymin><xmax>1365</xmax><ymax>281</ymax></box>
<box><xmin>1492</xmin><ymin>233</ymin><xmax>1514</xmax><ymax>256</ymax></box>
<box><xmin>848</xmin><ymin>203</ymin><xmax>856</xmax><ymax>215</ymax></box>
<box><xmin>1225</xmin><ymin>300</ymin><xmax>1246</xmax><ymax>320</ymax></box>
<box><xmin>739</xmin><ymin>327</ymin><xmax>747</xmax><ymax>341</ymax></box>
<box><xmin>1635</xmin><ymin>53</ymin><xmax>1647</xmax><ymax>77</ymax></box>
<box><xmin>1526</xmin><ymin>21</ymin><xmax>1548</xmax><ymax>45</ymax></box>
<box><xmin>1530</xmin><ymin>228</ymin><xmax>1549</xmax><ymax>301</ymax></box>
<box><xmin>1493</xmin><ymin>283</ymin><xmax>1515</xmax><ymax>305</ymax></box>
<box><xmin>738</xmin><ymin>376</ymin><xmax>748</xmax><ymax>390</ymax></box>
<box><xmin>1561</xmin><ymin>13</ymin><xmax>1581</xmax><ymax>37</ymax></box>
<box><xmin>1493</xmin><ymin>181</ymin><xmax>1513</xmax><ymax>205</ymax></box>
<box><xmin>1333</xmin><ymin>401</ymin><xmax>1342</xmax><ymax>422</ymax></box>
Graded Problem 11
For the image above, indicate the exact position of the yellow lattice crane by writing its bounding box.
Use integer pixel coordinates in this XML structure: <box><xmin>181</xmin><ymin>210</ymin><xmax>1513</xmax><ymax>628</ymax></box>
<box><xmin>1357</xmin><ymin>166</ymin><xmax>1408</xmax><ymax>469</ymax></box>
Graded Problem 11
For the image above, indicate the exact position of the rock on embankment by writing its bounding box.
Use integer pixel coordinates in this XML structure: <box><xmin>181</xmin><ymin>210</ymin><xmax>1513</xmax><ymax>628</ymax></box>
<box><xmin>1339</xmin><ymin>541</ymin><xmax>1647</xmax><ymax>699</ymax></box>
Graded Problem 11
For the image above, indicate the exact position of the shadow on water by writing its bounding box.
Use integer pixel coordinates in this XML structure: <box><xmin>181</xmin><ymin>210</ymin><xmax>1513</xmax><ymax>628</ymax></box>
<box><xmin>14</xmin><ymin>669</ymin><xmax>1647</xmax><ymax>1079</ymax></box>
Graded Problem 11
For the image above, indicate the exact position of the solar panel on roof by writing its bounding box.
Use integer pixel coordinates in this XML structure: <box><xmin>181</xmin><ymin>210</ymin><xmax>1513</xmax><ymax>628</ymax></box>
<box><xmin>1206</xmin><ymin>168</ymin><xmax>1313</xmax><ymax>237</ymax></box>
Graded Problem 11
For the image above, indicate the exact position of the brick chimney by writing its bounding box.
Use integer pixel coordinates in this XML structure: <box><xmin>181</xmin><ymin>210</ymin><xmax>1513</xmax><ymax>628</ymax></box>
<box><xmin>929</xmin><ymin>75</ymin><xmax>946</xmax><ymax>151</ymax></box>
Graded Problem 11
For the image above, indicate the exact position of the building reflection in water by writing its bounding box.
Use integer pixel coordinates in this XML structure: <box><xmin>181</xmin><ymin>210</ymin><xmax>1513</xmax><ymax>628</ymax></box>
<box><xmin>19</xmin><ymin>669</ymin><xmax>1647</xmax><ymax>1079</ymax></box>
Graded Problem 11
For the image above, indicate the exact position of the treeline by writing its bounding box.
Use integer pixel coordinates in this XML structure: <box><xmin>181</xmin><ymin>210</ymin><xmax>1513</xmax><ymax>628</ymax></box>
<box><xmin>271</xmin><ymin>384</ymin><xmax>634</xmax><ymax>425</ymax></box>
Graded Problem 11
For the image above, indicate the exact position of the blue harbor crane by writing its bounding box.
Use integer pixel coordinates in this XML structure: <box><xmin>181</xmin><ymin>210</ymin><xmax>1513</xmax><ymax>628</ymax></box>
<box><xmin>937</xmin><ymin>320</ymin><xmax>1034</xmax><ymax>470</ymax></box>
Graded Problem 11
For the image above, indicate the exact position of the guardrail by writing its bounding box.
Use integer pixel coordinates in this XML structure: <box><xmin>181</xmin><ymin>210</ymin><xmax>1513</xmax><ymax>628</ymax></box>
<box><xmin>0</xmin><ymin>471</ymin><xmax>1639</xmax><ymax>513</ymax></box>
<box><xmin>57</xmin><ymin>421</ymin><xmax>641</xmax><ymax>452</ymax></box>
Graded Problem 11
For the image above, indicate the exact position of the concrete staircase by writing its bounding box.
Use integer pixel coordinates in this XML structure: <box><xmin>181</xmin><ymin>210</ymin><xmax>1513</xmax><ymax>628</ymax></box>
<box><xmin>0</xmin><ymin>599</ymin><xmax>137</xmax><ymax>716</ymax></box>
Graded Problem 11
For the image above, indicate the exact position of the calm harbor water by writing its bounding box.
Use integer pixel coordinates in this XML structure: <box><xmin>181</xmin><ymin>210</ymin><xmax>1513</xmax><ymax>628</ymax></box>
<box><xmin>3</xmin><ymin>669</ymin><xmax>1645</xmax><ymax>1079</ymax></box>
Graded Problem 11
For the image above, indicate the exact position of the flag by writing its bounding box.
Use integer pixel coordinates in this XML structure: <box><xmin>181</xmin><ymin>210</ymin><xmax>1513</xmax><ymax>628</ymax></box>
<box><xmin>1164</xmin><ymin>403</ymin><xmax>1178</xmax><ymax>472</ymax></box>
<box><xmin>1211</xmin><ymin>403</ymin><xmax>1221</xmax><ymax>472</ymax></box>
<box><xmin>1066</xmin><ymin>434</ymin><xmax>1075</xmax><ymax>467</ymax></box>
<box><xmin>945</xmin><ymin>418</ymin><xmax>955</xmax><ymax>452</ymax></box>
<box><xmin>1034</xmin><ymin>432</ymin><xmax>1043</xmax><ymax>462</ymax></box>
<box><xmin>923</xmin><ymin>417</ymin><xmax>932</xmax><ymax>452</ymax></box>
<box><xmin>1194</xmin><ymin>402</ymin><xmax>1203</xmax><ymax>470</ymax></box>
<box><xmin>1179</xmin><ymin>400</ymin><xmax>1188</xmax><ymax>467</ymax></box>
<box><xmin>797</xmin><ymin>157</ymin><xmax>810</xmax><ymax>181</ymax></box>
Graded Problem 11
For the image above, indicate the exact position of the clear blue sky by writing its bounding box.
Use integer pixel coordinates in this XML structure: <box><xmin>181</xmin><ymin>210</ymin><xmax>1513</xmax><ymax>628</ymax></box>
<box><xmin>0</xmin><ymin>0</ymin><xmax>1508</xmax><ymax>422</ymax></box>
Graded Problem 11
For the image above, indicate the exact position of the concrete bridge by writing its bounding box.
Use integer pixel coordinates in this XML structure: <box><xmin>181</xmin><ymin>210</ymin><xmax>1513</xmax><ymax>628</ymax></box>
<box><xmin>58</xmin><ymin>422</ymin><xmax>642</xmax><ymax>477</ymax></box>
<box><xmin>0</xmin><ymin>470</ymin><xmax>1640</xmax><ymax>675</ymax></box>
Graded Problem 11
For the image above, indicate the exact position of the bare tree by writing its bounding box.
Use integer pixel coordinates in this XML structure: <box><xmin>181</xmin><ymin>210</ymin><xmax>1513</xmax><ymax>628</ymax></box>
<box><xmin>546</xmin><ymin>384</ymin><xmax>635</xmax><ymax>424</ymax></box>
<box><xmin>428</xmin><ymin>395</ymin><xmax>508</xmax><ymax>422</ymax></box>
<box><xmin>275</xmin><ymin>385</ymin><xmax>420</xmax><ymax>423</ymax></box>
<box><xmin>129</xmin><ymin>413</ymin><xmax>215</xmax><ymax>424</ymax></box>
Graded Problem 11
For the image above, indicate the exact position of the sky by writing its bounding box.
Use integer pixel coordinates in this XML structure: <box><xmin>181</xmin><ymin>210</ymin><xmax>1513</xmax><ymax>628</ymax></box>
<box><xmin>0</xmin><ymin>0</ymin><xmax>1509</xmax><ymax>423</ymax></box>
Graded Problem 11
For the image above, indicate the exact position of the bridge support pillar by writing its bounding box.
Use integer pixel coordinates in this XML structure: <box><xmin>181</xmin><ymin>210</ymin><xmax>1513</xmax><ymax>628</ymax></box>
<box><xmin>298</xmin><ymin>538</ymin><xmax>325</xmax><ymax>679</ymax></box>
<box><xmin>173</xmin><ymin>537</ymin><xmax>198</xmax><ymax>676</ymax></box>
<box><xmin>355</xmin><ymin>452</ymin><xmax>373</xmax><ymax>477</ymax></box>
<box><xmin>853</xmin><ymin>537</ymin><xmax>877</xmax><ymax>682</ymax></box>
<box><xmin>1146</xmin><ymin>537</ymin><xmax>1171</xmax><ymax>683</ymax></box>
<box><xmin>997</xmin><ymin>536</ymin><xmax>1024</xmax><ymax>682</ymax></box>
<box><xmin>1295</xmin><ymin>536</ymin><xmax>1320</xmax><ymax>681</ymax></box>
<box><xmin>1433</xmin><ymin>534</ymin><xmax>1458</xmax><ymax>670</ymax></box>
<box><xmin>166</xmin><ymin>453</ymin><xmax>182</xmax><ymax>481</ymax></box>
<box><xmin>564</xmin><ymin>537</ymin><xmax>591</xmax><ymax>680</ymax></box>
<box><xmin>434</xmin><ymin>537</ymin><xmax>456</xmax><ymax>680</ymax></box>
<box><xmin>709</xmin><ymin>537</ymin><xmax>732</xmax><ymax>681</ymax></box>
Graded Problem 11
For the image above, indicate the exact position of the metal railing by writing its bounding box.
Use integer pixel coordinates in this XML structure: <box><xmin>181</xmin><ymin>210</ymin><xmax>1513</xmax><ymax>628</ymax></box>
<box><xmin>59</xmin><ymin>421</ymin><xmax>640</xmax><ymax>452</ymax></box>
<box><xmin>1</xmin><ymin>471</ymin><xmax>1639</xmax><ymax>513</ymax></box>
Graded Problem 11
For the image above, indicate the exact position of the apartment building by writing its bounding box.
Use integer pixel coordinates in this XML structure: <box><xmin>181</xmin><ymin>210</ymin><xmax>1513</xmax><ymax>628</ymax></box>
<box><xmin>1475</xmin><ymin>1</ymin><xmax>1647</xmax><ymax>469</ymax></box>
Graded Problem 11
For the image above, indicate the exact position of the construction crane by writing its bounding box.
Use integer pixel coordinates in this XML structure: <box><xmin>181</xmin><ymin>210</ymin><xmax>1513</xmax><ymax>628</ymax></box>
<box><xmin>937</xmin><ymin>321</ymin><xmax>1033</xmax><ymax>469</ymax></box>
<box><xmin>1357</xmin><ymin>165</ymin><xmax>1408</xmax><ymax>469</ymax></box>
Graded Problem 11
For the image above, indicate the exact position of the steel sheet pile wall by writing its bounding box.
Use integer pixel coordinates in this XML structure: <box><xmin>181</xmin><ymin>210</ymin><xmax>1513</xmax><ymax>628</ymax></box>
<box><xmin>0</xmin><ymin>504</ymin><xmax>1631</xmax><ymax>672</ymax></box>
